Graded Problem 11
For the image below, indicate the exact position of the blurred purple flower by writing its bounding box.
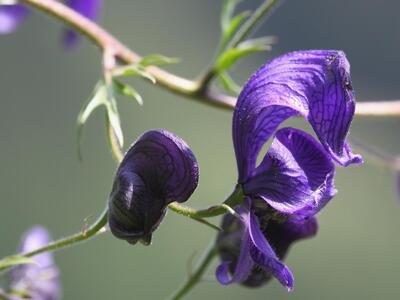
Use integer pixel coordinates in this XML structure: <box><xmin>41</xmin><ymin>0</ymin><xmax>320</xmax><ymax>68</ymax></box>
<box><xmin>0</xmin><ymin>5</ymin><xmax>28</xmax><ymax>34</ymax></box>
<box><xmin>0</xmin><ymin>0</ymin><xmax>102</xmax><ymax>48</ymax></box>
<box><xmin>216</xmin><ymin>204</ymin><xmax>317</xmax><ymax>289</ymax></box>
<box><xmin>11</xmin><ymin>226</ymin><xmax>61</xmax><ymax>300</ymax></box>
<box><xmin>62</xmin><ymin>0</ymin><xmax>102</xmax><ymax>48</ymax></box>
<box><xmin>108</xmin><ymin>130</ymin><xmax>199</xmax><ymax>245</ymax></box>
<box><xmin>216</xmin><ymin>50</ymin><xmax>361</xmax><ymax>290</ymax></box>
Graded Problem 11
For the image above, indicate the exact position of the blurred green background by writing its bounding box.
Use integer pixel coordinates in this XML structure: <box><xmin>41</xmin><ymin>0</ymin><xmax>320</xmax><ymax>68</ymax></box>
<box><xmin>1</xmin><ymin>0</ymin><xmax>400</xmax><ymax>299</ymax></box>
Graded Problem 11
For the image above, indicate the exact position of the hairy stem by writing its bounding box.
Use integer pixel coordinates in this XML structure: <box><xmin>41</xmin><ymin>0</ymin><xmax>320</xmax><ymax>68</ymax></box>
<box><xmin>167</xmin><ymin>243</ymin><xmax>218</xmax><ymax>300</ymax></box>
<box><xmin>23</xmin><ymin>208</ymin><xmax>108</xmax><ymax>258</ymax></box>
<box><xmin>0</xmin><ymin>208</ymin><xmax>108</xmax><ymax>273</ymax></box>
<box><xmin>20</xmin><ymin>0</ymin><xmax>400</xmax><ymax>116</ymax></box>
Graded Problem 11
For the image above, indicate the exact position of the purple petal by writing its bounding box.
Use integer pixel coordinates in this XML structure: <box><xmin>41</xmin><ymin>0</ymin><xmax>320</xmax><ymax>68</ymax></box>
<box><xmin>0</xmin><ymin>5</ymin><xmax>29</xmax><ymax>35</ymax></box>
<box><xmin>216</xmin><ymin>207</ymin><xmax>294</xmax><ymax>290</ymax></box>
<box><xmin>11</xmin><ymin>226</ymin><xmax>61</xmax><ymax>300</ymax></box>
<box><xmin>246</xmin><ymin>211</ymin><xmax>294</xmax><ymax>291</ymax></box>
<box><xmin>108</xmin><ymin>130</ymin><xmax>199</xmax><ymax>245</ymax></box>
<box><xmin>244</xmin><ymin>127</ymin><xmax>336</xmax><ymax>217</ymax></box>
<box><xmin>233</xmin><ymin>50</ymin><xmax>362</xmax><ymax>181</ymax></box>
<box><xmin>216</xmin><ymin>231</ymin><xmax>254</xmax><ymax>285</ymax></box>
<box><xmin>62</xmin><ymin>0</ymin><xmax>102</xmax><ymax>47</ymax></box>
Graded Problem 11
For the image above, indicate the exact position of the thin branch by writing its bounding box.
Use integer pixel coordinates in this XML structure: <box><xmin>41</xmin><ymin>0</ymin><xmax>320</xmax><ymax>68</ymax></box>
<box><xmin>21</xmin><ymin>0</ymin><xmax>400</xmax><ymax>116</ymax></box>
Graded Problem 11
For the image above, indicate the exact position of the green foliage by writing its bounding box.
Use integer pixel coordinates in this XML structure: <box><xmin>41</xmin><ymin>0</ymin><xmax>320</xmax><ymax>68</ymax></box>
<box><xmin>139</xmin><ymin>54</ymin><xmax>180</xmax><ymax>67</ymax></box>
<box><xmin>215</xmin><ymin>37</ymin><xmax>274</xmax><ymax>72</ymax></box>
<box><xmin>220</xmin><ymin>0</ymin><xmax>250</xmax><ymax>52</ymax></box>
<box><xmin>76</xmin><ymin>82</ymin><xmax>123</xmax><ymax>160</ymax></box>
<box><xmin>218</xmin><ymin>71</ymin><xmax>241</xmax><ymax>95</ymax></box>
<box><xmin>0</xmin><ymin>255</ymin><xmax>37</xmax><ymax>272</ymax></box>
<box><xmin>214</xmin><ymin>0</ymin><xmax>278</xmax><ymax>95</ymax></box>
<box><xmin>112</xmin><ymin>64</ymin><xmax>156</xmax><ymax>83</ymax></box>
<box><xmin>113</xmin><ymin>80</ymin><xmax>143</xmax><ymax>106</ymax></box>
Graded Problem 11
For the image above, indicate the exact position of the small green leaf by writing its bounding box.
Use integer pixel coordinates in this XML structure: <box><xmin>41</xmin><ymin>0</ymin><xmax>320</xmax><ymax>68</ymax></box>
<box><xmin>139</xmin><ymin>54</ymin><xmax>180</xmax><ymax>67</ymax></box>
<box><xmin>105</xmin><ymin>86</ymin><xmax>124</xmax><ymax>149</ymax></box>
<box><xmin>215</xmin><ymin>36</ymin><xmax>276</xmax><ymax>72</ymax></box>
<box><xmin>219</xmin><ymin>71</ymin><xmax>241</xmax><ymax>95</ymax></box>
<box><xmin>0</xmin><ymin>256</ymin><xmax>37</xmax><ymax>272</ymax></box>
<box><xmin>112</xmin><ymin>65</ymin><xmax>156</xmax><ymax>84</ymax></box>
<box><xmin>76</xmin><ymin>82</ymin><xmax>108</xmax><ymax>160</ymax></box>
<box><xmin>221</xmin><ymin>0</ymin><xmax>241</xmax><ymax>32</ymax></box>
<box><xmin>221</xmin><ymin>11</ymin><xmax>250</xmax><ymax>50</ymax></box>
<box><xmin>113</xmin><ymin>80</ymin><xmax>143</xmax><ymax>106</ymax></box>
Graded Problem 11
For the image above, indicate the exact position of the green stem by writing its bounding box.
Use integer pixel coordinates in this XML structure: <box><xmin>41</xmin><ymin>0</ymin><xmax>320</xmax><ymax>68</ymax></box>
<box><xmin>167</xmin><ymin>243</ymin><xmax>218</xmax><ymax>300</ymax></box>
<box><xmin>168</xmin><ymin>186</ymin><xmax>244</xmax><ymax>218</ymax></box>
<box><xmin>23</xmin><ymin>208</ymin><xmax>108</xmax><ymax>258</ymax></box>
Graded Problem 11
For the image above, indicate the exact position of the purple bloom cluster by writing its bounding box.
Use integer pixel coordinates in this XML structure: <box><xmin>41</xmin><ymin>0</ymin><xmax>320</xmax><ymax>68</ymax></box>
<box><xmin>10</xmin><ymin>226</ymin><xmax>60</xmax><ymax>300</ymax></box>
<box><xmin>0</xmin><ymin>0</ymin><xmax>102</xmax><ymax>47</ymax></box>
<box><xmin>215</xmin><ymin>50</ymin><xmax>362</xmax><ymax>290</ymax></box>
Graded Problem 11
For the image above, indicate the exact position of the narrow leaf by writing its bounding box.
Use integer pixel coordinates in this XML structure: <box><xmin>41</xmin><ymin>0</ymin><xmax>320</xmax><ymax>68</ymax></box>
<box><xmin>0</xmin><ymin>256</ymin><xmax>37</xmax><ymax>272</ymax></box>
<box><xmin>112</xmin><ymin>65</ymin><xmax>156</xmax><ymax>83</ymax></box>
<box><xmin>221</xmin><ymin>0</ymin><xmax>241</xmax><ymax>32</ymax></box>
<box><xmin>139</xmin><ymin>54</ymin><xmax>180</xmax><ymax>67</ymax></box>
<box><xmin>221</xmin><ymin>10</ymin><xmax>250</xmax><ymax>51</ymax></box>
<box><xmin>76</xmin><ymin>82</ymin><xmax>108</xmax><ymax>160</ymax></box>
<box><xmin>105</xmin><ymin>86</ymin><xmax>124</xmax><ymax>149</ymax></box>
<box><xmin>113</xmin><ymin>80</ymin><xmax>143</xmax><ymax>106</ymax></box>
<box><xmin>215</xmin><ymin>36</ymin><xmax>276</xmax><ymax>72</ymax></box>
<box><xmin>219</xmin><ymin>71</ymin><xmax>241</xmax><ymax>95</ymax></box>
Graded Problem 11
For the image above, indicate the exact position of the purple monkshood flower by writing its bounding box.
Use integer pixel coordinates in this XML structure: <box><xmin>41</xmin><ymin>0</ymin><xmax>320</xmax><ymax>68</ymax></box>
<box><xmin>0</xmin><ymin>0</ymin><xmax>102</xmax><ymax>47</ymax></box>
<box><xmin>216</xmin><ymin>50</ymin><xmax>362</xmax><ymax>290</ymax></box>
<box><xmin>10</xmin><ymin>226</ymin><xmax>61</xmax><ymax>300</ymax></box>
<box><xmin>108</xmin><ymin>130</ymin><xmax>199</xmax><ymax>245</ymax></box>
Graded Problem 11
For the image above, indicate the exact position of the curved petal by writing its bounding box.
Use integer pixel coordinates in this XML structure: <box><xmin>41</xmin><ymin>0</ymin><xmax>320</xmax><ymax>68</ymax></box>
<box><xmin>12</xmin><ymin>226</ymin><xmax>60</xmax><ymax>300</ymax></box>
<box><xmin>63</xmin><ymin>0</ymin><xmax>102</xmax><ymax>47</ymax></box>
<box><xmin>0</xmin><ymin>5</ymin><xmax>29</xmax><ymax>34</ymax></box>
<box><xmin>246</xmin><ymin>211</ymin><xmax>294</xmax><ymax>291</ymax></box>
<box><xmin>216</xmin><ymin>232</ymin><xmax>254</xmax><ymax>285</ymax></box>
<box><xmin>108</xmin><ymin>130</ymin><xmax>199</xmax><ymax>245</ymax></box>
<box><xmin>244</xmin><ymin>127</ymin><xmax>336</xmax><ymax>217</ymax></box>
<box><xmin>233</xmin><ymin>50</ymin><xmax>362</xmax><ymax>181</ymax></box>
<box><xmin>216</xmin><ymin>207</ymin><xmax>294</xmax><ymax>290</ymax></box>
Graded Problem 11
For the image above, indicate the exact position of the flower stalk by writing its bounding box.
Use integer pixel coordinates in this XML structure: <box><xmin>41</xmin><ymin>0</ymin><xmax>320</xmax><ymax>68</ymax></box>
<box><xmin>20</xmin><ymin>0</ymin><xmax>400</xmax><ymax>116</ymax></box>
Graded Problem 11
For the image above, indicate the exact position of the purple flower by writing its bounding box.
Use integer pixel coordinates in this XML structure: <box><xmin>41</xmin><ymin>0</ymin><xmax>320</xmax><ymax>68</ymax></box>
<box><xmin>0</xmin><ymin>0</ymin><xmax>102</xmax><ymax>48</ymax></box>
<box><xmin>62</xmin><ymin>0</ymin><xmax>102</xmax><ymax>48</ymax></box>
<box><xmin>108</xmin><ymin>130</ymin><xmax>199</xmax><ymax>245</ymax></box>
<box><xmin>216</xmin><ymin>204</ymin><xmax>317</xmax><ymax>289</ymax></box>
<box><xmin>11</xmin><ymin>226</ymin><xmax>61</xmax><ymax>300</ymax></box>
<box><xmin>0</xmin><ymin>5</ymin><xmax>28</xmax><ymax>34</ymax></box>
<box><xmin>216</xmin><ymin>50</ymin><xmax>361</xmax><ymax>290</ymax></box>
<box><xmin>234</xmin><ymin>50</ymin><xmax>362</xmax><ymax>217</ymax></box>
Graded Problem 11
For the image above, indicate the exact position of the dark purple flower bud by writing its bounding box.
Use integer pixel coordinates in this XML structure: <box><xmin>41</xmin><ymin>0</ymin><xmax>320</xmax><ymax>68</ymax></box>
<box><xmin>233</xmin><ymin>50</ymin><xmax>362</xmax><ymax>184</ymax></box>
<box><xmin>62</xmin><ymin>0</ymin><xmax>102</xmax><ymax>48</ymax></box>
<box><xmin>0</xmin><ymin>5</ymin><xmax>29</xmax><ymax>35</ymax></box>
<box><xmin>216</xmin><ymin>206</ymin><xmax>317</xmax><ymax>289</ymax></box>
<box><xmin>108</xmin><ymin>130</ymin><xmax>199</xmax><ymax>245</ymax></box>
<box><xmin>11</xmin><ymin>226</ymin><xmax>61</xmax><ymax>300</ymax></box>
